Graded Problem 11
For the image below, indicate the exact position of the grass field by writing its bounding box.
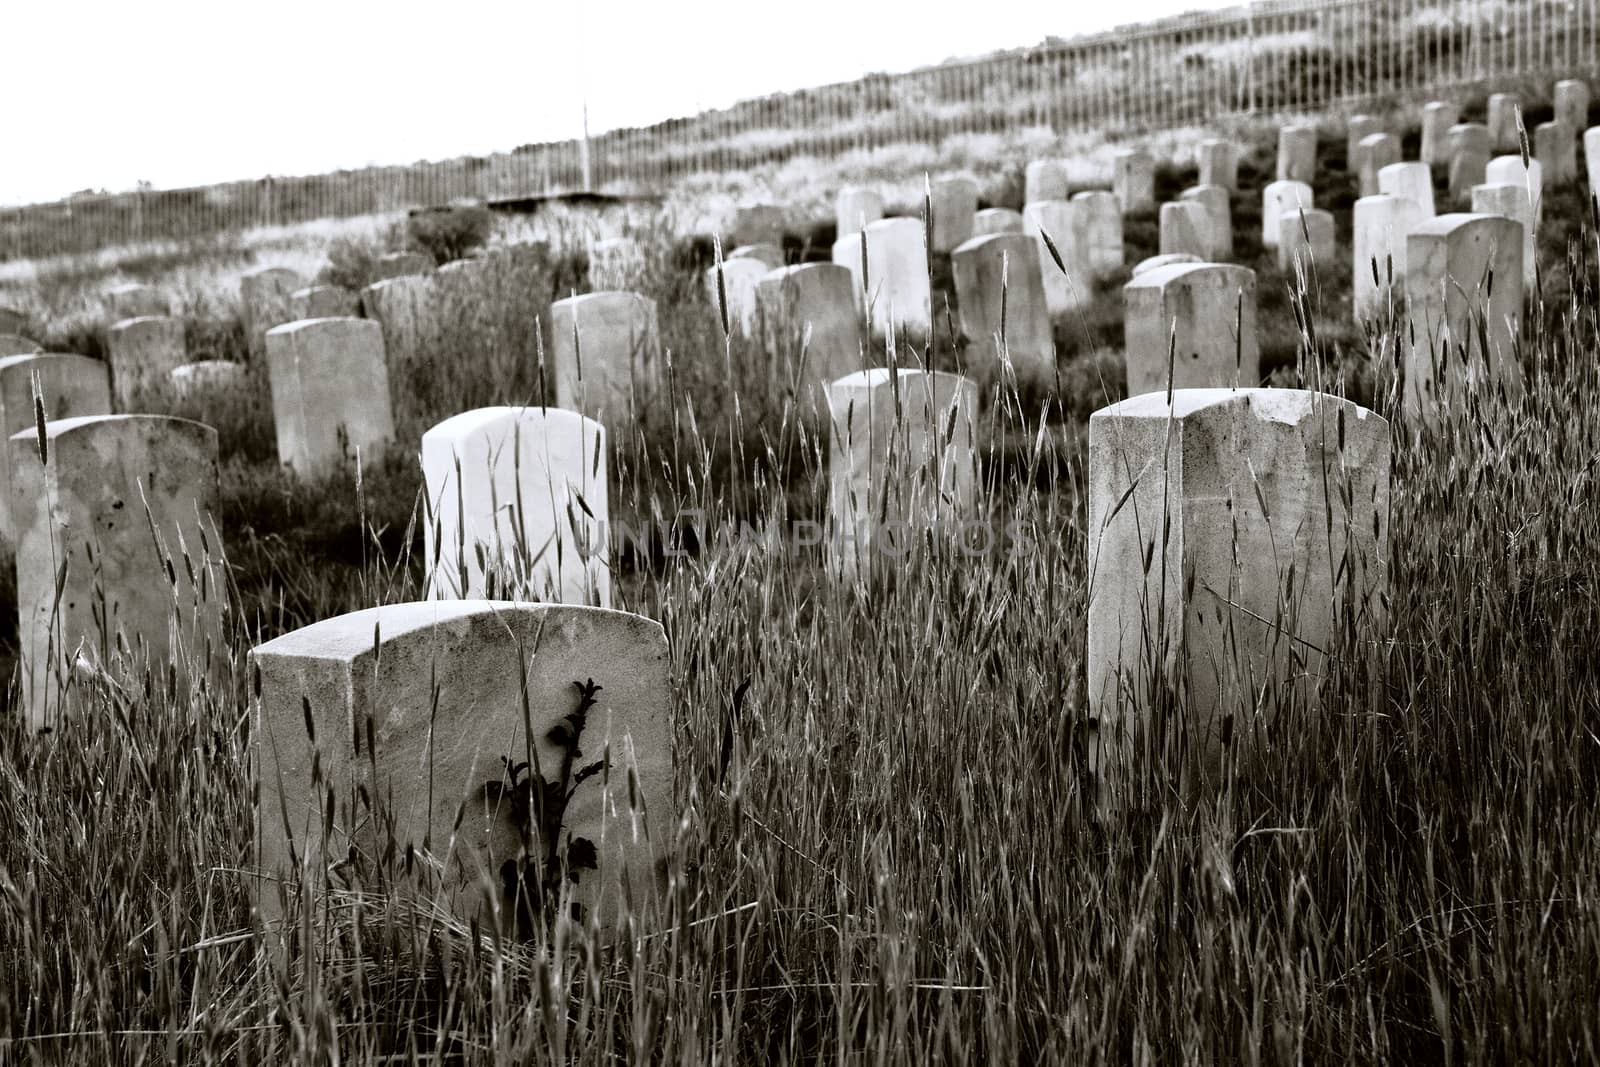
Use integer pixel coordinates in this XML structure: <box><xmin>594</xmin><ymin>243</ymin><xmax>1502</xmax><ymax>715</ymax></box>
<box><xmin>1</xmin><ymin>82</ymin><xmax>1599</xmax><ymax>1062</ymax></box>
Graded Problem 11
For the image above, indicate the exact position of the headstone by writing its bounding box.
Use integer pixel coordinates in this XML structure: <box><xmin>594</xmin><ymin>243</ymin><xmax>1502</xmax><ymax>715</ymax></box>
<box><xmin>825</xmin><ymin>369</ymin><xmax>977</xmax><ymax>577</ymax></box>
<box><xmin>1534</xmin><ymin>121</ymin><xmax>1577</xmax><ymax>183</ymax></box>
<box><xmin>756</xmin><ymin>263</ymin><xmax>863</xmax><ymax>409</ymax></box>
<box><xmin>1158</xmin><ymin>202</ymin><xmax>1210</xmax><ymax>260</ymax></box>
<box><xmin>731</xmin><ymin>204</ymin><xmax>786</xmax><ymax>247</ymax></box>
<box><xmin>106</xmin><ymin>282</ymin><xmax>167</xmax><ymax>321</ymax></box>
<box><xmin>422</xmin><ymin>407</ymin><xmax>608</xmax><ymax>606</ymax></box>
<box><xmin>588</xmin><ymin>238</ymin><xmax>648</xmax><ymax>291</ymax></box>
<box><xmin>1178</xmin><ymin>184</ymin><xmax>1232</xmax><ymax>260</ymax></box>
<box><xmin>1196</xmin><ymin>140</ymin><xmax>1238</xmax><ymax>189</ymax></box>
<box><xmin>290</xmin><ymin>285</ymin><xmax>360</xmax><ymax>320</ymax></box>
<box><xmin>0</xmin><ymin>305</ymin><xmax>25</xmax><ymax>335</ymax></box>
<box><xmin>704</xmin><ymin>257</ymin><xmax>766</xmax><ymax>338</ymax></box>
<box><xmin>0</xmin><ymin>335</ymin><xmax>43</xmax><ymax>357</ymax></box>
<box><xmin>1086</xmin><ymin>389</ymin><xmax>1389</xmax><ymax>803</ymax></box>
<box><xmin>1587</xmin><ymin>128</ymin><xmax>1600</xmax><ymax>207</ymax></box>
<box><xmin>1405</xmin><ymin>213</ymin><xmax>1524</xmax><ymax>416</ymax></box>
<box><xmin>11</xmin><ymin>414</ymin><xmax>222</xmax><ymax>729</ymax></box>
<box><xmin>727</xmin><ymin>244</ymin><xmax>785</xmax><ymax>271</ymax></box>
<box><xmin>360</xmin><ymin>274</ymin><xmax>437</xmax><ymax>359</ymax></box>
<box><xmin>1022</xmin><ymin>199</ymin><xmax>1091</xmax><ymax>316</ymax></box>
<box><xmin>239</xmin><ymin>267</ymin><xmax>303</xmax><ymax>347</ymax></box>
<box><xmin>549</xmin><ymin>292</ymin><xmax>661</xmax><ymax>424</ymax></box>
<box><xmin>1487</xmin><ymin>92</ymin><xmax>1522</xmax><ymax>150</ymax></box>
<box><xmin>1356</xmin><ymin>132</ymin><xmax>1401</xmax><ymax>198</ymax></box>
<box><xmin>1131</xmin><ymin>253</ymin><xmax>1203</xmax><ymax>277</ymax></box>
<box><xmin>1421</xmin><ymin>101</ymin><xmax>1460</xmax><ymax>167</ymax></box>
<box><xmin>1024</xmin><ymin>160</ymin><xmax>1071</xmax><ymax>205</ymax></box>
<box><xmin>1377</xmin><ymin>161</ymin><xmax>1437</xmax><ymax>218</ymax></box>
<box><xmin>1347</xmin><ymin>114</ymin><xmax>1382</xmax><ymax>166</ymax></box>
<box><xmin>250</xmin><ymin>601</ymin><xmax>671</xmax><ymax>931</ymax></box>
<box><xmin>371</xmin><ymin>251</ymin><xmax>434</xmax><ymax>281</ymax></box>
<box><xmin>0</xmin><ymin>353</ymin><xmax>112</xmax><ymax>545</ymax></box>
<box><xmin>1554</xmin><ymin>80</ymin><xmax>1590</xmax><ymax>135</ymax></box>
<box><xmin>105</xmin><ymin>315</ymin><xmax>185</xmax><ymax>409</ymax></box>
<box><xmin>858</xmin><ymin>218</ymin><xmax>932</xmax><ymax>340</ymax></box>
<box><xmin>1276</xmin><ymin>125</ymin><xmax>1317</xmax><ymax>183</ymax></box>
<box><xmin>169</xmin><ymin>361</ymin><xmax>248</xmax><ymax>400</ymax></box>
<box><xmin>930</xmin><ymin>176</ymin><xmax>979</xmax><ymax>253</ymax></box>
<box><xmin>836</xmin><ymin>187</ymin><xmax>884</xmax><ymax>239</ymax></box>
<box><xmin>1353</xmin><ymin>194</ymin><xmax>1427</xmax><ymax>321</ymax></box>
<box><xmin>972</xmin><ymin>208</ymin><xmax>1025</xmax><ymax>237</ymax></box>
<box><xmin>1277</xmin><ymin>208</ymin><xmax>1336</xmax><ymax>272</ymax></box>
<box><xmin>951</xmin><ymin>233</ymin><xmax>1055</xmax><ymax>387</ymax></box>
<box><xmin>1261</xmin><ymin>180</ymin><xmax>1313</xmax><ymax>249</ymax></box>
<box><xmin>1447</xmin><ymin>124</ymin><xmax>1491</xmax><ymax>204</ymax></box>
<box><xmin>1122</xmin><ymin>262</ymin><xmax>1258</xmax><ymax>396</ymax></box>
<box><xmin>1072</xmin><ymin>191</ymin><xmax>1124</xmax><ymax>274</ymax></box>
<box><xmin>1471</xmin><ymin>183</ymin><xmax>1538</xmax><ymax>288</ymax></box>
<box><xmin>1112</xmin><ymin>150</ymin><xmax>1155</xmax><ymax>212</ymax></box>
<box><xmin>265</xmin><ymin>317</ymin><xmax>396</xmax><ymax>475</ymax></box>
<box><xmin>1484</xmin><ymin>155</ymin><xmax>1543</xmax><ymax>212</ymax></box>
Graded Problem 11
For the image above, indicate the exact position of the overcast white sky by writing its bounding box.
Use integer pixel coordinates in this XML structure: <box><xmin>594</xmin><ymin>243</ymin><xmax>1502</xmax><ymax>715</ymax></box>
<box><xmin>6</xmin><ymin>0</ymin><xmax>1241</xmax><ymax>206</ymax></box>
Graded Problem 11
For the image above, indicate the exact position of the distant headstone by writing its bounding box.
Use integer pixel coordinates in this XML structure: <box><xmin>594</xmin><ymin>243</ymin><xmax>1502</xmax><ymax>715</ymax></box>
<box><xmin>422</xmin><ymin>407</ymin><xmax>608</xmax><ymax>606</ymax></box>
<box><xmin>951</xmin><ymin>233</ymin><xmax>1055</xmax><ymax>388</ymax></box>
<box><xmin>1421</xmin><ymin>101</ymin><xmax>1460</xmax><ymax>167</ymax></box>
<box><xmin>1122</xmin><ymin>262</ymin><xmax>1258</xmax><ymax>396</ymax></box>
<box><xmin>1112</xmin><ymin>150</ymin><xmax>1155</xmax><ymax>212</ymax></box>
<box><xmin>1471</xmin><ymin>183</ymin><xmax>1538</xmax><ymax>288</ymax></box>
<box><xmin>250</xmin><ymin>601</ymin><xmax>671</xmax><ymax>931</ymax></box>
<box><xmin>1158</xmin><ymin>202</ymin><xmax>1210</xmax><ymax>259</ymax></box>
<box><xmin>169</xmin><ymin>361</ymin><xmax>248</xmax><ymax>400</ymax></box>
<box><xmin>1377</xmin><ymin>161</ymin><xmax>1437</xmax><ymax>218</ymax></box>
<box><xmin>1276</xmin><ymin>124</ymin><xmax>1317</xmax><ymax>183</ymax></box>
<box><xmin>1196</xmin><ymin>140</ymin><xmax>1238</xmax><ymax>189</ymax></box>
<box><xmin>731</xmin><ymin>204</ymin><xmax>786</xmax><ymax>248</ymax></box>
<box><xmin>372</xmin><ymin>251</ymin><xmax>435</xmax><ymax>281</ymax></box>
<box><xmin>1353</xmin><ymin>194</ymin><xmax>1428</xmax><ymax>321</ymax></box>
<box><xmin>1356</xmin><ymin>132</ymin><xmax>1401</xmax><ymax>198</ymax></box>
<box><xmin>1487</xmin><ymin>92</ymin><xmax>1522</xmax><ymax>150</ymax></box>
<box><xmin>857</xmin><ymin>218</ymin><xmax>931</xmax><ymax>340</ymax></box>
<box><xmin>836</xmin><ymin>187</ymin><xmax>884</xmax><ymax>239</ymax></box>
<box><xmin>1484</xmin><ymin>155</ymin><xmax>1543</xmax><ymax>212</ymax></box>
<box><xmin>360</xmin><ymin>274</ymin><xmax>437</xmax><ymax>359</ymax></box>
<box><xmin>1024</xmin><ymin>159</ymin><xmax>1071</xmax><ymax>205</ymax></box>
<box><xmin>704</xmin><ymin>257</ymin><xmax>766</xmax><ymax>338</ymax></box>
<box><xmin>1533</xmin><ymin>122</ymin><xmax>1577</xmax><ymax>183</ymax></box>
<box><xmin>1261</xmin><ymin>180</ymin><xmax>1313</xmax><ymax>249</ymax></box>
<box><xmin>1278</xmin><ymin>208</ymin><xmax>1336</xmax><ymax>272</ymax></box>
<box><xmin>727</xmin><ymin>244</ymin><xmax>785</xmax><ymax>271</ymax></box>
<box><xmin>0</xmin><ymin>335</ymin><xmax>43</xmax><ymax>357</ymax></box>
<box><xmin>1022</xmin><ymin>199</ymin><xmax>1091</xmax><ymax>316</ymax></box>
<box><xmin>290</xmin><ymin>285</ymin><xmax>360</xmax><ymax>320</ymax></box>
<box><xmin>1554</xmin><ymin>80</ymin><xmax>1590</xmax><ymax>135</ymax></box>
<box><xmin>972</xmin><ymin>208</ymin><xmax>1025</xmax><ymax>237</ymax></box>
<box><xmin>105</xmin><ymin>315</ymin><xmax>185</xmax><ymax>410</ymax></box>
<box><xmin>11</xmin><ymin>414</ymin><xmax>222</xmax><ymax>729</ymax></box>
<box><xmin>1586</xmin><ymin>128</ymin><xmax>1600</xmax><ymax>206</ymax></box>
<box><xmin>549</xmin><ymin>292</ymin><xmax>661</xmax><ymax>424</ymax></box>
<box><xmin>1347</xmin><ymin>114</ymin><xmax>1382</xmax><ymax>166</ymax></box>
<box><xmin>1072</xmin><ymin>191</ymin><xmax>1124</xmax><ymax>274</ymax></box>
<box><xmin>588</xmin><ymin>237</ymin><xmax>648</xmax><ymax>291</ymax></box>
<box><xmin>930</xmin><ymin>176</ymin><xmax>979</xmax><ymax>253</ymax></box>
<box><xmin>106</xmin><ymin>282</ymin><xmax>167</xmax><ymax>322</ymax></box>
<box><xmin>239</xmin><ymin>267</ymin><xmax>303</xmax><ymax>348</ymax></box>
<box><xmin>1086</xmin><ymin>389</ymin><xmax>1390</xmax><ymax>804</ymax></box>
<box><xmin>265</xmin><ymin>317</ymin><xmax>396</xmax><ymax>475</ymax></box>
<box><xmin>1131</xmin><ymin>253</ymin><xmax>1203</xmax><ymax>277</ymax></box>
<box><xmin>0</xmin><ymin>353</ymin><xmax>112</xmax><ymax>546</ymax></box>
<box><xmin>1447</xmin><ymin>124</ymin><xmax>1492</xmax><ymax>204</ymax></box>
<box><xmin>756</xmin><ymin>263</ymin><xmax>863</xmax><ymax>409</ymax></box>
<box><xmin>1178</xmin><ymin>184</ymin><xmax>1232</xmax><ymax>260</ymax></box>
<box><xmin>1405</xmin><ymin>213</ymin><xmax>1524</xmax><ymax>416</ymax></box>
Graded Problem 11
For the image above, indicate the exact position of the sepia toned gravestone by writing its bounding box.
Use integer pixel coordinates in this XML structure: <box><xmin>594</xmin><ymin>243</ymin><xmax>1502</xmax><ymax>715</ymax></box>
<box><xmin>1261</xmin><ymin>180</ymin><xmax>1312</xmax><ymax>249</ymax></box>
<box><xmin>290</xmin><ymin>285</ymin><xmax>360</xmax><ymax>320</ymax></box>
<box><xmin>106</xmin><ymin>282</ymin><xmax>167</xmax><ymax>322</ymax></box>
<box><xmin>1277</xmin><ymin>208</ymin><xmax>1336</xmax><ymax>272</ymax></box>
<box><xmin>1178</xmin><ymin>184</ymin><xmax>1232</xmax><ymax>260</ymax></box>
<box><xmin>1405</xmin><ymin>213</ymin><xmax>1524</xmax><ymax>417</ymax></box>
<box><xmin>855</xmin><ymin>218</ymin><xmax>931</xmax><ymax>340</ymax></box>
<box><xmin>1421</xmin><ymin>101</ymin><xmax>1460</xmax><ymax>166</ymax></box>
<box><xmin>550</xmin><ymin>292</ymin><xmax>661</xmax><ymax>424</ymax></box>
<box><xmin>1131</xmin><ymin>253</ymin><xmax>1203</xmax><ymax>277</ymax></box>
<box><xmin>1024</xmin><ymin>159</ymin><xmax>1071</xmax><ymax>205</ymax></box>
<box><xmin>930</xmin><ymin>176</ymin><xmax>979</xmax><ymax>253</ymax></box>
<box><xmin>756</xmin><ymin>263</ymin><xmax>862</xmax><ymax>407</ymax></box>
<box><xmin>825</xmin><ymin>368</ymin><xmax>977</xmax><ymax>579</ymax></box>
<box><xmin>1377</xmin><ymin>161</ymin><xmax>1437</xmax><ymax>218</ymax></box>
<box><xmin>11</xmin><ymin>414</ymin><xmax>223</xmax><ymax>730</ymax></box>
<box><xmin>1484</xmin><ymin>155</ymin><xmax>1543</xmax><ymax>211</ymax></box>
<box><xmin>0</xmin><ymin>305</ymin><xmax>26</xmax><ymax>335</ymax></box>
<box><xmin>1487</xmin><ymin>92</ymin><xmax>1522</xmax><ymax>150</ymax></box>
<box><xmin>1276</xmin><ymin>124</ymin><xmax>1317</xmax><ymax>183</ymax></box>
<box><xmin>1196</xmin><ymin>140</ymin><xmax>1238</xmax><ymax>190</ymax></box>
<box><xmin>371</xmin><ymin>251</ymin><xmax>434</xmax><ymax>281</ymax></box>
<box><xmin>587</xmin><ymin>238</ymin><xmax>648</xmax><ymax>292</ymax></box>
<box><xmin>0</xmin><ymin>334</ymin><xmax>43</xmax><ymax>357</ymax></box>
<box><xmin>835</xmin><ymin>187</ymin><xmax>884</xmax><ymax>239</ymax></box>
<box><xmin>1072</xmin><ymin>191</ymin><xmax>1124</xmax><ymax>274</ymax></box>
<box><xmin>1158</xmin><ymin>202</ymin><xmax>1209</xmax><ymax>260</ymax></box>
<box><xmin>250</xmin><ymin>601</ymin><xmax>672</xmax><ymax>932</ymax></box>
<box><xmin>1353</xmin><ymin>194</ymin><xmax>1427</xmax><ymax>321</ymax></box>
<box><xmin>1346</xmin><ymin>114</ymin><xmax>1382</xmax><ymax>166</ymax></box>
<box><xmin>1447</xmin><ymin>124</ymin><xmax>1491</xmax><ymax>204</ymax></box>
<box><xmin>0</xmin><ymin>353</ymin><xmax>112</xmax><ymax>545</ymax></box>
<box><xmin>1122</xmin><ymin>262</ymin><xmax>1258</xmax><ymax>396</ymax></box>
<box><xmin>704</xmin><ymin>257</ymin><xmax>766</xmax><ymax>338</ymax></box>
<box><xmin>265</xmin><ymin>317</ymin><xmax>395</xmax><ymax>476</ymax></box>
<box><xmin>1472</xmin><ymin>183</ymin><xmax>1538</xmax><ymax>289</ymax></box>
<box><xmin>1086</xmin><ymin>389</ymin><xmax>1390</xmax><ymax>804</ymax></box>
<box><xmin>422</xmin><ymin>407</ymin><xmax>608</xmax><ymax>607</ymax></box>
<box><xmin>951</xmin><ymin>233</ymin><xmax>1055</xmax><ymax>388</ymax></box>
<box><xmin>1356</xmin><ymin>132</ymin><xmax>1401</xmax><ymax>198</ymax></box>
<box><xmin>239</xmin><ymin>267</ymin><xmax>303</xmax><ymax>348</ymax></box>
<box><xmin>1022</xmin><ymin>199</ymin><xmax>1091</xmax><ymax>316</ymax></box>
<box><xmin>726</xmin><ymin>243</ymin><xmax>785</xmax><ymax>271</ymax></box>
<box><xmin>1112</xmin><ymin>149</ymin><xmax>1154</xmax><ymax>212</ymax></box>
<box><xmin>1534</xmin><ymin>122</ymin><xmax>1576</xmax><ymax>183</ymax></box>
<box><xmin>972</xmin><ymin>208</ymin><xmax>1025</xmax><ymax>237</ymax></box>
<box><xmin>105</xmin><ymin>315</ymin><xmax>186</xmax><ymax>410</ymax></box>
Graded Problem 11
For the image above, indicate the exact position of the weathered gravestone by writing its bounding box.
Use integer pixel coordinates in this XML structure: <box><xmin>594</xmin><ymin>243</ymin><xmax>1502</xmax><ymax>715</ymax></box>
<box><xmin>951</xmin><ymin>233</ymin><xmax>1055</xmax><ymax>388</ymax></box>
<box><xmin>11</xmin><ymin>415</ymin><xmax>223</xmax><ymax>729</ymax></box>
<box><xmin>250</xmin><ymin>602</ymin><xmax>671</xmax><ymax>931</ymax></box>
<box><xmin>550</xmin><ymin>292</ymin><xmax>661</xmax><ymax>424</ymax></box>
<box><xmin>1024</xmin><ymin>159</ymin><xmax>1071</xmax><ymax>205</ymax></box>
<box><xmin>239</xmin><ymin>267</ymin><xmax>303</xmax><ymax>349</ymax></box>
<box><xmin>1196</xmin><ymin>140</ymin><xmax>1238</xmax><ymax>190</ymax></box>
<box><xmin>265</xmin><ymin>317</ymin><xmax>395</xmax><ymax>475</ymax></box>
<box><xmin>930</xmin><ymin>176</ymin><xmax>979</xmax><ymax>253</ymax></box>
<box><xmin>1377</xmin><ymin>161</ymin><xmax>1437</xmax><ymax>218</ymax></box>
<box><xmin>972</xmin><ymin>208</ymin><xmax>1025</xmax><ymax>237</ymax></box>
<box><xmin>1356</xmin><ymin>133</ymin><xmax>1401</xmax><ymax>198</ymax></box>
<box><xmin>1347</xmin><ymin>114</ymin><xmax>1382</xmax><ymax>166</ymax></box>
<box><xmin>1086</xmin><ymin>389</ymin><xmax>1390</xmax><ymax>804</ymax></box>
<box><xmin>1447</xmin><ymin>124</ymin><xmax>1492</xmax><ymax>204</ymax></box>
<box><xmin>0</xmin><ymin>353</ymin><xmax>112</xmax><ymax>545</ymax></box>
<box><xmin>730</xmin><ymin>204</ymin><xmax>786</xmax><ymax>248</ymax></box>
<box><xmin>106</xmin><ymin>282</ymin><xmax>167</xmax><ymax>321</ymax></box>
<box><xmin>1421</xmin><ymin>101</ymin><xmax>1460</xmax><ymax>167</ymax></box>
<box><xmin>1353</xmin><ymin>194</ymin><xmax>1428</xmax><ymax>321</ymax></box>
<box><xmin>361</xmin><ymin>274</ymin><xmax>437</xmax><ymax>362</ymax></box>
<box><xmin>1277</xmin><ymin>208</ymin><xmax>1336</xmax><ymax>272</ymax></box>
<box><xmin>1122</xmin><ymin>262</ymin><xmax>1258</xmax><ymax>396</ymax></box>
<box><xmin>1487</xmin><ymin>92</ymin><xmax>1522</xmax><ymax>150</ymax></box>
<box><xmin>727</xmin><ymin>244</ymin><xmax>785</xmax><ymax>271</ymax></box>
<box><xmin>422</xmin><ymin>407</ymin><xmax>609</xmax><ymax>607</ymax></box>
<box><xmin>835</xmin><ymin>187</ymin><xmax>884</xmax><ymax>239</ymax></box>
<box><xmin>1072</xmin><ymin>191</ymin><xmax>1124</xmax><ymax>274</ymax></box>
<box><xmin>854</xmin><ymin>218</ymin><xmax>932</xmax><ymax>340</ymax></box>
<box><xmin>1261</xmin><ymin>180</ymin><xmax>1313</xmax><ymax>249</ymax></box>
<box><xmin>1588</xmin><ymin>128</ymin><xmax>1600</xmax><ymax>207</ymax></box>
<box><xmin>170</xmin><ymin>361</ymin><xmax>248</xmax><ymax>399</ymax></box>
<box><xmin>1534</xmin><ymin>122</ymin><xmax>1577</xmax><ymax>183</ymax></box>
<box><xmin>1276</xmin><ymin>125</ymin><xmax>1317</xmax><ymax>183</ymax></box>
<box><xmin>704</xmin><ymin>257</ymin><xmax>766</xmax><ymax>338</ymax></box>
<box><xmin>756</xmin><ymin>263</ymin><xmax>863</xmax><ymax>411</ymax></box>
<box><xmin>1484</xmin><ymin>155</ymin><xmax>1543</xmax><ymax>211</ymax></box>
<box><xmin>1158</xmin><ymin>202</ymin><xmax>1210</xmax><ymax>260</ymax></box>
<box><xmin>1022</xmin><ymin>199</ymin><xmax>1091</xmax><ymax>316</ymax></box>
<box><xmin>105</xmin><ymin>315</ymin><xmax>185</xmax><ymax>410</ymax></box>
<box><xmin>1472</xmin><ymin>183</ymin><xmax>1538</xmax><ymax>289</ymax></box>
<box><xmin>825</xmin><ymin>369</ymin><xmax>977</xmax><ymax>578</ymax></box>
<box><xmin>1178</xmin><ymin>184</ymin><xmax>1232</xmax><ymax>260</ymax></box>
<box><xmin>290</xmin><ymin>285</ymin><xmax>361</xmax><ymax>320</ymax></box>
<box><xmin>1555</xmin><ymin>80</ymin><xmax>1590</xmax><ymax>133</ymax></box>
<box><xmin>1404</xmin><ymin>213</ymin><xmax>1524</xmax><ymax>417</ymax></box>
<box><xmin>1112</xmin><ymin>149</ymin><xmax>1155</xmax><ymax>212</ymax></box>
<box><xmin>371</xmin><ymin>251</ymin><xmax>434</xmax><ymax>281</ymax></box>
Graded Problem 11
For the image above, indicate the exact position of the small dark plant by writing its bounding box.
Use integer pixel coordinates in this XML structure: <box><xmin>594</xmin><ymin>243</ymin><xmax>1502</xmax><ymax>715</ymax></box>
<box><xmin>407</xmin><ymin>205</ymin><xmax>493</xmax><ymax>265</ymax></box>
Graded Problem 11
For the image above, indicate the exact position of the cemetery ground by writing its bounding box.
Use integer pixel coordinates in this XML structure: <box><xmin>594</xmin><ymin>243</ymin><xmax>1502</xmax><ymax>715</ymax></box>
<box><xmin>2</xmin><ymin>86</ymin><xmax>1600</xmax><ymax>1062</ymax></box>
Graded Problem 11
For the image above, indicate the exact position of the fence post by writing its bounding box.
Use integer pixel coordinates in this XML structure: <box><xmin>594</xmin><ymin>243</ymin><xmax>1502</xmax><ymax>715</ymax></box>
<box><xmin>1246</xmin><ymin>3</ymin><xmax>1257</xmax><ymax>114</ymax></box>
